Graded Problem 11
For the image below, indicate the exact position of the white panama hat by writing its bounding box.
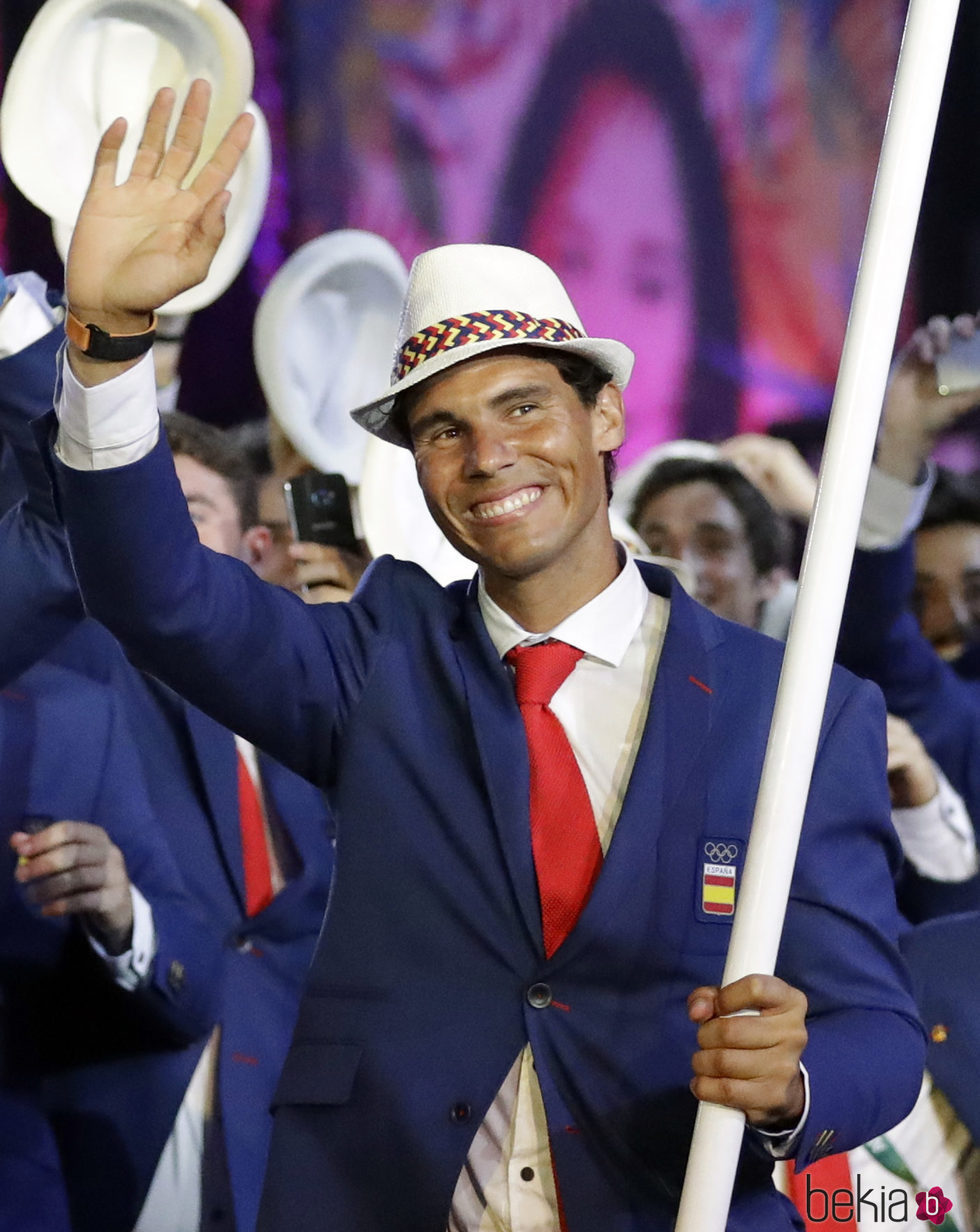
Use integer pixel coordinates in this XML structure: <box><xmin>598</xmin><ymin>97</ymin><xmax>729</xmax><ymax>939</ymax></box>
<box><xmin>254</xmin><ymin>230</ymin><xmax>411</xmax><ymax>485</ymax></box>
<box><xmin>0</xmin><ymin>0</ymin><xmax>268</xmax><ymax>314</ymax></box>
<box><xmin>254</xmin><ymin>228</ymin><xmax>473</xmax><ymax>581</ymax></box>
<box><xmin>350</xmin><ymin>243</ymin><xmax>635</xmax><ymax>446</ymax></box>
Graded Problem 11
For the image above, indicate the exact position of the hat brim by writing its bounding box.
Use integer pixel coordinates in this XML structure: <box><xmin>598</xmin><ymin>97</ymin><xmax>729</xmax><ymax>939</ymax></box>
<box><xmin>254</xmin><ymin>230</ymin><xmax>408</xmax><ymax>481</ymax></box>
<box><xmin>350</xmin><ymin>334</ymin><xmax>635</xmax><ymax>447</ymax></box>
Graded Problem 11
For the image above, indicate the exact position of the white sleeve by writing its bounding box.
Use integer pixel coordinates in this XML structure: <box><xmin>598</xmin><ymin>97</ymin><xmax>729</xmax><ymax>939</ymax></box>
<box><xmin>0</xmin><ymin>277</ymin><xmax>59</xmax><ymax>358</ymax></box>
<box><xmin>891</xmin><ymin>766</ymin><xmax>979</xmax><ymax>883</ymax></box>
<box><xmin>753</xmin><ymin>1063</ymin><xmax>811</xmax><ymax>1159</ymax></box>
<box><xmin>856</xmin><ymin>464</ymin><xmax>934</xmax><ymax>550</ymax></box>
<box><xmin>55</xmin><ymin>350</ymin><xmax>160</xmax><ymax>470</ymax></box>
<box><xmin>85</xmin><ymin>882</ymin><xmax>157</xmax><ymax>991</ymax></box>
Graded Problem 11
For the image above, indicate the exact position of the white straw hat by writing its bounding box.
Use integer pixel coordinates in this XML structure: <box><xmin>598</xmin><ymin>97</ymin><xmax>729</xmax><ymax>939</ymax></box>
<box><xmin>350</xmin><ymin>244</ymin><xmax>635</xmax><ymax>446</ymax></box>
<box><xmin>0</xmin><ymin>0</ymin><xmax>264</xmax><ymax>313</ymax></box>
<box><xmin>254</xmin><ymin>230</ymin><xmax>409</xmax><ymax>485</ymax></box>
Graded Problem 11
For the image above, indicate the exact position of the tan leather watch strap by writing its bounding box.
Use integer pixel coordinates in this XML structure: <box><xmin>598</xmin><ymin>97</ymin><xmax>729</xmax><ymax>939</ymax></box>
<box><xmin>65</xmin><ymin>308</ymin><xmax>158</xmax><ymax>361</ymax></box>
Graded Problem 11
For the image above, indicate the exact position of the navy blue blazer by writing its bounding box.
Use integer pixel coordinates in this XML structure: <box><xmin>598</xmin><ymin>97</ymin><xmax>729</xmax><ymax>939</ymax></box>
<box><xmin>36</xmin><ymin>630</ymin><xmax>335</xmax><ymax>1232</ymax></box>
<box><xmin>0</xmin><ymin>661</ymin><xmax>221</xmax><ymax>1229</ymax></box>
<box><xmin>0</xmin><ymin>327</ymin><xmax>85</xmax><ymax>689</ymax></box>
<box><xmin>839</xmin><ymin>540</ymin><xmax>980</xmax><ymax>920</ymax></box>
<box><xmin>55</xmin><ymin>434</ymin><xmax>926</xmax><ymax>1232</ymax></box>
<box><xmin>0</xmin><ymin>1090</ymin><xmax>70</xmax><ymax>1232</ymax></box>
<box><xmin>0</xmin><ymin>328</ymin><xmax>335</xmax><ymax>1232</ymax></box>
<box><xmin>899</xmin><ymin>911</ymin><xmax>980</xmax><ymax>1141</ymax></box>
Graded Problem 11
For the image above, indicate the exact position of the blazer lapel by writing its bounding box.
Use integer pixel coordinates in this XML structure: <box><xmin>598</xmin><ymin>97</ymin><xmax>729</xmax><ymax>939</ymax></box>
<box><xmin>549</xmin><ymin>571</ymin><xmax>718</xmax><ymax>969</ymax></box>
<box><xmin>183</xmin><ymin>702</ymin><xmax>249</xmax><ymax>914</ymax></box>
<box><xmin>251</xmin><ymin>752</ymin><xmax>334</xmax><ymax>937</ymax></box>
<box><xmin>450</xmin><ymin>583</ymin><xmax>543</xmax><ymax>953</ymax></box>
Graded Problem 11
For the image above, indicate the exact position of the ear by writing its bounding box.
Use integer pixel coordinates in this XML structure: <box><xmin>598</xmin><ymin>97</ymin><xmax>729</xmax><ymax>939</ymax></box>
<box><xmin>241</xmin><ymin>524</ymin><xmax>274</xmax><ymax>570</ymax></box>
<box><xmin>592</xmin><ymin>383</ymin><xmax>626</xmax><ymax>453</ymax></box>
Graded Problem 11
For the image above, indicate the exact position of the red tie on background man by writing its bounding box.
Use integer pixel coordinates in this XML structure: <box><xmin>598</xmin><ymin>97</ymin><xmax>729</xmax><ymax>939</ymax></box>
<box><xmin>237</xmin><ymin>750</ymin><xmax>275</xmax><ymax>917</ymax></box>
<box><xmin>785</xmin><ymin>1156</ymin><xmax>858</xmax><ymax>1232</ymax></box>
<box><xmin>505</xmin><ymin>640</ymin><xmax>601</xmax><ymax>958</ymax></box>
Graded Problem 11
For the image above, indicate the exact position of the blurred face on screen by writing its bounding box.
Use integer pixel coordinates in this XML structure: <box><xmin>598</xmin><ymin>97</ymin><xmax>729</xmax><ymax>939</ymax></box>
<box><xmin>525</xmin><ymin>73</ymin><xmax>695</xmax><ymax>465</ymax></box>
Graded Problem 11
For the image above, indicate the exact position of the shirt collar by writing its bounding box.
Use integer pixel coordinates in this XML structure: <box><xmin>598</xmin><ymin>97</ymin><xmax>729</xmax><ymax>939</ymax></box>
<box><xmin>477</xmin><ymin>548</ymin><xmax>650</xmax><ymax>667</ymax></box>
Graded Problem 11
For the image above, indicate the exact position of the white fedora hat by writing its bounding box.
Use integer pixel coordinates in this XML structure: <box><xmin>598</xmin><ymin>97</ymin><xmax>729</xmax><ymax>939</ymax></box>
<box><xmin>350</xmin><ymin>244</ymin><xmax>635</xmax><ymax>446</ymax></box>
<box><xmin>254</xmin><ymin>230</ymin><xmax>409</xmax><ymax>485</ymax></box>
<box><xmin>0</xmin><ymin>0</ymin><xmax>263</xmax><ymax>313</ymax></box>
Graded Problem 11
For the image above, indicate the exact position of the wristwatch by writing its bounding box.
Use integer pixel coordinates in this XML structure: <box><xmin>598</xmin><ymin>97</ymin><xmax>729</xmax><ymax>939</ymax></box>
<box><xmin>65</xmin><ymin>307</ymin><xmax>158</xmax><ymax>361</ymax></box>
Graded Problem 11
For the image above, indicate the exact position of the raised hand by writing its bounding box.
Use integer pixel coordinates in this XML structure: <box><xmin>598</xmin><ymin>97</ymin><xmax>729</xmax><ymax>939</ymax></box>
<box><xmin>877</xmin><ymin>312</ymin><xmax>980</xmax><ymax>484</ymax></box>
<box><xmin>66</xmin><ymin>79</ymin><xmax>253</xmax><ymax>341</ymax></box>
<box><xmin>719</xmin><ymin>433</ymin><xmax>817</xmax><ymax>523</ymax></box>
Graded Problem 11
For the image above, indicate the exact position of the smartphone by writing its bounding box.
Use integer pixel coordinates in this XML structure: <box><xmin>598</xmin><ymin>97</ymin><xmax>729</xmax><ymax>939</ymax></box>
<box><xmin>283</xmin><ymin>472</ymin><xmax>359</xmax><ymax>551</ymax></box>
<box><xmin>936</xmin><ymin>330</ymin><xmax>980</xmax><ymax>397</ymax></box>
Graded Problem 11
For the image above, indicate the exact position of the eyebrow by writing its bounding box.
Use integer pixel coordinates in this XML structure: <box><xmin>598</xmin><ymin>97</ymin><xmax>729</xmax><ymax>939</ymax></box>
<box><xmin>410</xmin><ymin>383</ymin><xmax>555</xmax><ymax>440</ymax></box>
<box><xmin>184</xmin><ymin>492</ymin><xmax>220</xmax><ymax>513</ymax></box>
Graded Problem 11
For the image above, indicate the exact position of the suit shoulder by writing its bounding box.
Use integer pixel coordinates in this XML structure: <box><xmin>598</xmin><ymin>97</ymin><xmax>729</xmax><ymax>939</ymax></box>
<box><xmin>353</xmin><ymin>553</ymin><xmax>470</xmax><ymax>627</ymax></box>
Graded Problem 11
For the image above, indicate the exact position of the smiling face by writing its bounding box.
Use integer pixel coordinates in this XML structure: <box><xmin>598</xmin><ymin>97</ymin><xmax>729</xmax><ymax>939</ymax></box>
<box><xmin>405</xmin><ymin>351</ymin><xmax>624</xmax><ymax>620</ymax></box>
<box><xmin>633</xmin><ymin>478</ymin><xmax>779</xmax><ymax>628</ymax></box>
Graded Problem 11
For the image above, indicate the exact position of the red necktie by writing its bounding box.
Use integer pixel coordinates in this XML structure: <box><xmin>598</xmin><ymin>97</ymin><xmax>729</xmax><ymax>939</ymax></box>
<box><xmin>237</xmin><ymin>750</ymin><xmax>275</xmax><ymax>917</ymax></box>
<box><xmin>506</xmin><ymin>641</ymin><xmax>602</xmax><ymax>957</ymax></box>
<box><xmin>786</xmin><ymin>1156</ymin><xmax>858</xmax><ymax>1232</ymax></box>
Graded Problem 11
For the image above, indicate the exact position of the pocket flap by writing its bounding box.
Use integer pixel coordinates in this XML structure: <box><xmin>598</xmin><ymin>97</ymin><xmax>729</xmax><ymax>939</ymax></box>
<box><xmin>271</xmin><ymin>1042</ymin><xmax>362</xmax><ymax>1109</ymax></box>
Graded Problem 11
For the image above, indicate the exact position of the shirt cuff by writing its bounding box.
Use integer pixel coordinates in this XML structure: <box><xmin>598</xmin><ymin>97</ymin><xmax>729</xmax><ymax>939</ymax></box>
<box><xmin>856</xmin><ymin>464</ymin><xmax>934</xmax><ymax>550</ymax></box>
<box><xmin>0</xmin><ymin>276</ymin><xmax>59</xmax><ymax>358</ymax></box>
<box><xmin>86</xmin><ymin>883</ymin><xmax>156</xmax><ymax>991</ymax></box>
<box><xmin>891</xmin><ymin>766</ymin><xmax>979</xmax><ymax>882</ymax></box>
<box><xmin>754</xmin><ymin>1063</ymin><xmax>811</xmax><ymax>1159</ymax></box>
<box><xmin>55</xmin><ymin>349</ymin><xmax>160</xmax><ymax>470</ymax></box>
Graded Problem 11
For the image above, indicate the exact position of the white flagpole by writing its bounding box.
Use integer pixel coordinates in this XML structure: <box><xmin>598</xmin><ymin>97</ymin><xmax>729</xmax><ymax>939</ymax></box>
<box><xmin>673</xmin><ymin>2</ymin><xmax>961</xmax><ymax>1229</ymax></box>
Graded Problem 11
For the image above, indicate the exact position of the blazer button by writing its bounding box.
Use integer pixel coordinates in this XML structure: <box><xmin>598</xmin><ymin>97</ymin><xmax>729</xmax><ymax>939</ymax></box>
<box><xmin>167</xmin><ymin>960</ymin><xmax>186</xmax><ymax>993</ymax></box>
<box><xmin>450</xmin><ymin>1102</ymin><xmax>471</xmax><ymax>1123</ymax></box>
<box><xmin>234</xmin><ymin>935</ymin><xmax>254</xmax><ymax>954</ymax></box>
<box><xmin>526</xmin><ymin>983</ymin><xmax>552</xmax><ymax>1009</ymax></box>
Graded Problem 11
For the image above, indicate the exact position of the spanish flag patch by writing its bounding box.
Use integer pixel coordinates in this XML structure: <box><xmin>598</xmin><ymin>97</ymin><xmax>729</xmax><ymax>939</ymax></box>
<box><xmin>697</xmin><ymin>839</ymin><xmax>741</xmax><ymax>921</ymax></box>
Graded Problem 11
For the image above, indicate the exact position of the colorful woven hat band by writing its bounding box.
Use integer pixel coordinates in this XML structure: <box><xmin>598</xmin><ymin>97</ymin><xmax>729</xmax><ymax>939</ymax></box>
<box><xmin>394</xmin><ymin>309</ymin><xmax>585</xmax><ymax>381</ymax></box>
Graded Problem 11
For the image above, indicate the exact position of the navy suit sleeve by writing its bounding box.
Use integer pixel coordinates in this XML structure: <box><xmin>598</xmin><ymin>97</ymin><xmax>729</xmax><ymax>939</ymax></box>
<box><xmin>55</xmin><ymin>432</ymin><xmax>386</xmax><ymax>788</ymax></box>
<box><xmin>0</xmin><ymin>330</ymin><xmax>87</xmax><ymax>687</ymax></box>
<box><xmin>839</xmin><ymin>542</ymin><xmax>980</xmax><ymax>924</ymax></box>
<box><xmin>76</xmin><ymin>684</ymin><xmax>222</xmax><ymax>1045</ymax></box>
<box><xmin>779</xmin><ymin>674</ymin><xmax>926</xmax><ymax>1164</ymax></box>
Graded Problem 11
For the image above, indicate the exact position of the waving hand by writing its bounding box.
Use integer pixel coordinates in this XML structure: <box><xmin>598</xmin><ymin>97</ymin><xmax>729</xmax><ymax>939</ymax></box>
<box><xmin>66</xmin><ymin>79</ymin><xmax>253</xmax><ymax>344</ymax></box>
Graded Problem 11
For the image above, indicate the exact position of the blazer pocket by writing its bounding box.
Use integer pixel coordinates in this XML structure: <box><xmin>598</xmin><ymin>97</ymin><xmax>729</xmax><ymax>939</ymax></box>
<box><xmin>271</xmin><ymin>1041</ymin><xmax>362</xmax><ymax>1109</ymax></box>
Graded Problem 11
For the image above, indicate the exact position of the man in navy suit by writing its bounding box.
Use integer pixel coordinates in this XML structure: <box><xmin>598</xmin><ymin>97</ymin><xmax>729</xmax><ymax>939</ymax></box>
<box><xmin>0</xmin><ymin>296</ymin><xmax>334</xmax><ymax>1229</ymax></box>
<box><xmin>0</xmin><ymin>659</ymin><xmax>221</xmax><ymax>1231</ymax></box>
<box><xmin>838</xmin><ymin>316</ymin><xmax>980</xmax><ymax>853</ymax></box>
<box><xmin>48</xmin><ymin>84</ymin><xmax>925</xmax><ymax>1231</ymax></box>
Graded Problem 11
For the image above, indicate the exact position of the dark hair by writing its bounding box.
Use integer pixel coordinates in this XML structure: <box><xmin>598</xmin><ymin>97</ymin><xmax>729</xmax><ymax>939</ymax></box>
<box><xmin>489</xmin><ymin>0</ymin><xmax>740</xmax><ymax>440</ymax></box>
<box><xmin>391</xmin><ymin>343</ymin><xmax>618</xmax><ymax>499</ymax></box>
<box><xmin>163</xmin><ymin>411</ymin><xmax>260</xmax><ymax>531</ymax></box>
<box><xmin>225</xmin><ymin>418</ymin><xmax>274</xmax><ymax>479</ymax></box>
<box><xmin>920</xmin><ymin>466</ymin><xmax>980</xmax><ymax>531</ymax></box>
<box><xmin>628</xmin><ymin>455</ymin><xmax>789</xmax><ymax>575</ymax></box>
